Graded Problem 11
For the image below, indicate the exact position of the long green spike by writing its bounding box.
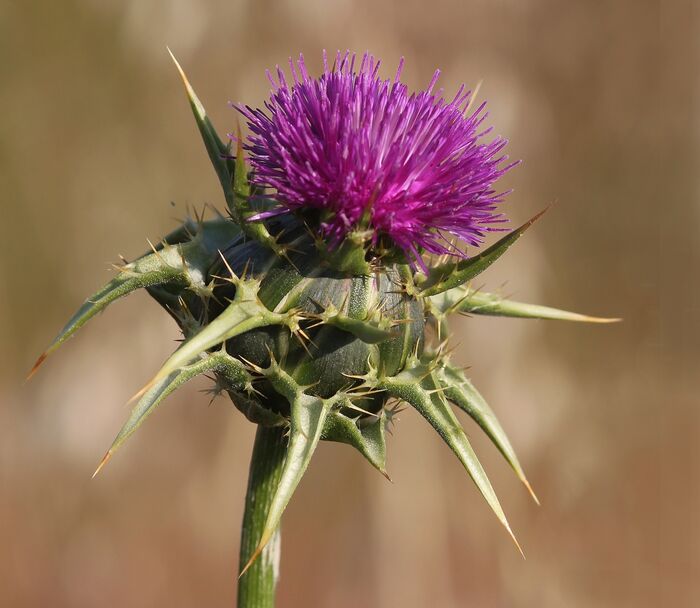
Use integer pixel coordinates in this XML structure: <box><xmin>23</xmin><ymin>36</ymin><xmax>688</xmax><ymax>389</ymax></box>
<box><xmin>28</xmin><ymin>219</ymin><xmax>240</xmax><ymax>379</ymax></box>
<box><xmin>93</xmin><ymin>350</ymin><xmax>252</xmax><ymax>477</ymax></box>
<box><xmin>240</xmin><ymin>367</ymin><xmax>334</xmax><ymax>576</ymax></box>
<box><xmin>169</xmin><ymin>49</ymin><xmax>235</xmax><ymax>212</ymax></box>
<box><xmin>379</xmin><ymin>363</ymin><xmax>522</xmax><ymax>554</ymax></box>
<box><xmin>438</xmin><ymin>363</ymin><xmax>538</xmax><ymax>503</ymax></box>
<box><xmin>321</xmin><ymin>407</ymin><xmax>389</xmax><ymax>478</ymax></box>
<box><xmin>430</xmin><ymin>286</ymin><xmax>620</xmax><ymax>323</ymax></box>
<box><xmin>170</xmin><ymin>50</ymin><xmax>287</xmax><ymax>256</ymax></box>
<box><xmin>418</xmin><ymin>210</ymin><xmax>546</xmax><ymax>297</ymax></box>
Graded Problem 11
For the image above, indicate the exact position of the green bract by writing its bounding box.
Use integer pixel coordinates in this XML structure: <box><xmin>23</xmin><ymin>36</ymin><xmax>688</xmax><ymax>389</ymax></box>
<box><xmin>32</xmin><ymin>54</ymin><xmax>617</xmax><ymax>572</ymax></box>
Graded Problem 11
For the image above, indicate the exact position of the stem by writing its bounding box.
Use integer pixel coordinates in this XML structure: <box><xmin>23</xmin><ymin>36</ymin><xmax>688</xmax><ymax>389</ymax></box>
<box><xmin>237</xmin><ymin>425</ymin><xmax>287</xmax><ymax>608</ymax></box>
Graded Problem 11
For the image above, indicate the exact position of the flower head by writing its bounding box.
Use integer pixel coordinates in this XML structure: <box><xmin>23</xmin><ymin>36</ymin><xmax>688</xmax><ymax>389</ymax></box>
<box><xmin>238</xmin><ymin>51</ymin><xmax>517</xmax><ymax>266</ymax></box>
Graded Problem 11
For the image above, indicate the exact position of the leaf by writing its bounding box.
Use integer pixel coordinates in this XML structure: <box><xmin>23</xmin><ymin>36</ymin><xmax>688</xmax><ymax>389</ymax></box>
<box><xmin>93</xmin><ymin>351</ymin><xmax>251</xmax><ymax>476</ymax></box>
<box><xmin>169</xmin><ymin>49</ymin><xmax>235</xmax><ymax>210</ymax></box>
<box><xmin>134</xmin><ymin>279</ymin><xmax>285</xmax><ymax>397</ymax></box>
<box><xmin>28</xmin><ymin>219</ymin><xmax>241</xmax><ymax>379</ymax></box>
<box><xmin>380</xmin><ymin>364</ymin><xmax>522</xmax><ymax>554</ymax></box>
<box><xmin>28</xmin><ymin>249</ymin><xmax>184</xmax><ymax>379</ymax></box>
<box><xmin>419</xmin><ymin>210</ymin><xmax>546</xmax><ymax>297</ymax></box>
<box><xmin>439</xmin><ymin>364</ymin><xmax>538</xmax><ymax>503</ymax></box>
<box><xmin>240</xmin><ymin>391</ymin><xmax>333</xmax><ymax>575</ymax></box>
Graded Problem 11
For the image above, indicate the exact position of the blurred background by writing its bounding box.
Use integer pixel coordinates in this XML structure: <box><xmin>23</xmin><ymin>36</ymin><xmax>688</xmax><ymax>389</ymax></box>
<box><xmin>2</xmin><ymin>1</ymin><xmax>698</xmax><ymax>606</ymax></box>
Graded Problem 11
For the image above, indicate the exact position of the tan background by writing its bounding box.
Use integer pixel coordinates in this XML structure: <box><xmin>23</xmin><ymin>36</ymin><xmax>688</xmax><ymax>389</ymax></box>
<box><xmin>2</xmin><ymin>1</ymin><xmax>698</xmax><ymax>606</ymax></box>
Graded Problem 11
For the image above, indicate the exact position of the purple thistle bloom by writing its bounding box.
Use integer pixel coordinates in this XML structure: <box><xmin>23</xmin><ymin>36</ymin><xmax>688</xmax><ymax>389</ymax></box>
<box><xmin>237</xmin><ymin>51</ymin><xmax>518</xmax><ymax>267</ymax></box>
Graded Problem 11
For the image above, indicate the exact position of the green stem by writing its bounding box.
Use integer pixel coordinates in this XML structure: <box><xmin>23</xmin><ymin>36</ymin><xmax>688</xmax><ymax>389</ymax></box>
<box><xmin>237</xmin><ymin>425</ymin><xmax>287</xmax><ymax>608</ymax></box>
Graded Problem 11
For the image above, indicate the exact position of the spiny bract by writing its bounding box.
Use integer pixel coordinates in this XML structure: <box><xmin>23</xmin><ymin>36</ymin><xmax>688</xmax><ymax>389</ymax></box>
<box><xmin>31</xmin><ymin>51</ymin><xmax>616</xmax><ymax>569</ymax></box>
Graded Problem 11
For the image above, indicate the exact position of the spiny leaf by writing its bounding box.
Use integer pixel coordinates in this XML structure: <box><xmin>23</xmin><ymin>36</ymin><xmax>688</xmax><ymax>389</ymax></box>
<box><xmin>28</xmin><ymin>250</ymin><xmax>183</xmax><ymax>379</ymax></box>
<box><xmin>379</xmin><ymin>363</ymin><xmax>522</xmax><ymax>554</ymax></box>
<box><xmin>322</xmin><ymin>407</ymin><xmax>389</xmax><ymax>478</ymax></box>
<box><xmin>418</xmin><ymin>210</ymin><xmax>546</xmax><ymax>297</ymax></box>
<box><xmin>430</xmin><ymin>287</ymin><xmax>620</xmax><ymax>323</ymax></box>
<box><xmin>169</xmin><ymin>49</ymin><xmax>235</xmax><ymax>211</ymax></box>
<box><xmin>439</xmin><ymin>363</ymin><xmax>538</xmax><ymax>503</ymax></box>
<box><xmin>93</xmin><ymin>351</ymin><xmax>251</xmax><ymax>477</ymax></box>
<box><xmin>134</xmin><ymin>280</ymin><xmax>287</xmax><ymax>396</ymax></box>
<box><xmin>28</xmin><ymin>219</ymin><xmax>240</xmax><ymax>379</ymax></box>
<box><xmin>170</xmin><ymin>52</ymin><xmax>281</xmax><ymax>254</ymax></box>
<box><xmin>240</xmin><ymin>391</ymin><xmax>334</xmax><ymax>576</ymax></box>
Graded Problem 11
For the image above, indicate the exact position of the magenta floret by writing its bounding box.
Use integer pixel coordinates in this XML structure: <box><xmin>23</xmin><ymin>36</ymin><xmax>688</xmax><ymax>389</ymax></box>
<box><xmin>237</xmin><ymin>51</ymin><xmax>517</xmax><ymax>266</ymax></box>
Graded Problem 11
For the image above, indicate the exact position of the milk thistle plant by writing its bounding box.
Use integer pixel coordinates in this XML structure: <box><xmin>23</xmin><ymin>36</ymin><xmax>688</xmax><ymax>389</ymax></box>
<box><xmin>32</xmin><ymin>51</ymin><xmax>615</xmax><ymax>606</ymax></box>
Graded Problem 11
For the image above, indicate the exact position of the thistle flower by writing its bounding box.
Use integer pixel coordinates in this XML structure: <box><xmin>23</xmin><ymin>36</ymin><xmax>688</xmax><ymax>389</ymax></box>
<box><xmin>238</xmin><ymin>51</ymin><xmax>515</xmax><ymax>267</ymax></box>
<box><xmin>30</xmin><ymin>51</ymin><xmax>616</xmax><ymax>608</ymax></box>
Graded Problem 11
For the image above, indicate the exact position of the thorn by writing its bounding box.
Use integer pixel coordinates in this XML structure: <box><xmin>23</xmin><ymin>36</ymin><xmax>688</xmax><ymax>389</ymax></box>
<box><xmin>168</xmin><ymin>47</ymin><xmax>194</xmax><ymax>99</ymax></box>
<box><xmin>522</xmin><ymin>477</ymin><xmax>540</xmax><ymax>506</ymax></box>
<box><xmin>111</xmin><ymin>263</ymin><xmax>129</xmax><ymax>274</ymax></box>
<box><xmin>26</xmin><ymin>352</ymin><xmax>48</xmax><ymax>381</ymax></box>
<box><xmin>238</xmin><ymin>356</ymin><xmax>263</xmax><ymax>374</ymax></box>
<box><xmin>244</xmin><ymin>382</ymin><xmax>265</xmax><ymax>399</ymax></box>
<box><xmin>278</xmin><ymin>246</ymin><xmax>300</xmax><ymax>272</ymax></box>
<box><xmin>241</xmin><ymin>258</ymin><xmax>251</xmax><ymax>281</ymax></box>
<box><xmin>505</xmin><ymin>521</ymin><xmax>525</xmax><ymax>559</ymax></box>
<box><xmin>127</xmin><ymin>382</ymin><xmax>152</xmax><ymax>405</ymax></box>
<box><xmin>293</xmin><ymin>330</ymin><xmax>314</xmax><ymax>357</ymax></box>
<box><xmin>218</xmin><ymin>250</ymin><xmax>237</xmax><ymax>281</ymax></box>
<box><xmin>92</xmin><ymin>451</ymin><xmax>112</xmax><ymax>478</ymax></box>
<box><xmin>343</xmin><ymin>401</ymin><xmax>379</xmax><ymax>417</ymax></box>
<box><xmin>146</xmin><ymin>238</ymin><xmax>166</xmax><ymax>265</ymax></box>
<box><xmin>239</xmin><ymin>537</ymin><xmax>268</xmax><ymax>578</ymax></box>
<box><xmin>576</xmin><ymin>315</ymin><xmax>622</xmax><ymax>324</ymax></box>
<box><xmin>340</xmin><ymin>372</ymin><xmax>367</xmax><ymax>381</ymax></box>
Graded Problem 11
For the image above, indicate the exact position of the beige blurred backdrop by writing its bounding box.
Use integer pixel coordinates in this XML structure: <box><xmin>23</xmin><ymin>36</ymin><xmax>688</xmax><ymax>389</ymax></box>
<box><xmin>2</xmin><ymin>1</ymin><xmax>698</xmax><ymax>606</ymax></box>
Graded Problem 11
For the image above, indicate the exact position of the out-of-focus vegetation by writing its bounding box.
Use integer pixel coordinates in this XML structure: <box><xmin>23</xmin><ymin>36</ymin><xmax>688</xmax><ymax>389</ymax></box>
<box><xmin>2</xmin><ymin>1</ymin><xmax>698</xmax><ymax>606</ymax></box>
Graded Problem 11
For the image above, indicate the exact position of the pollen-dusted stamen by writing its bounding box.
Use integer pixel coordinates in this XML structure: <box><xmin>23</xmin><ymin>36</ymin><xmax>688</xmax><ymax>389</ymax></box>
<box><xmin>236</xmin><ymin>51</ymin><xmax>518</xmax><ymax>267</ymax></box>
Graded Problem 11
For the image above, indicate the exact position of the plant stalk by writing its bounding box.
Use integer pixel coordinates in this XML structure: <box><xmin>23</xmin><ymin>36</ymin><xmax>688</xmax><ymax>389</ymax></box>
<box><xmin>237</xmin><ymin>425</ymin><xmax>287</xmax><ymax>608</ymax></box>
